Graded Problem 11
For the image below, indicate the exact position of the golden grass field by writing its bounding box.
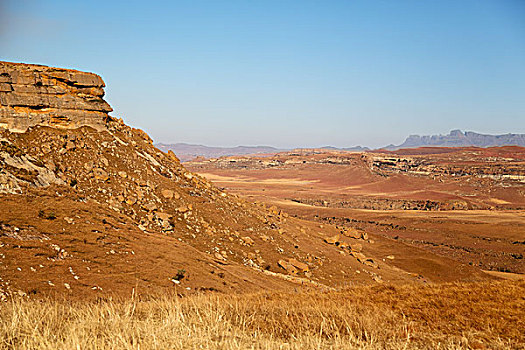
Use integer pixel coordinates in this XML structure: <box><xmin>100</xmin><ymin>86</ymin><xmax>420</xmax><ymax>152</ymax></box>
<box><xmin>1</xmin><ymin>280</ymin><xmax>523</xmax><ymax>349</ymax></box>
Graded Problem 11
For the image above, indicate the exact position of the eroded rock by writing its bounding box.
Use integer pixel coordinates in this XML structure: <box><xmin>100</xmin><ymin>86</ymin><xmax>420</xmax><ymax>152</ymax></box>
<box><xmin>0</xmin><ymin>61</ymin><xmax>112</xmax><ymax>132</ymax></box>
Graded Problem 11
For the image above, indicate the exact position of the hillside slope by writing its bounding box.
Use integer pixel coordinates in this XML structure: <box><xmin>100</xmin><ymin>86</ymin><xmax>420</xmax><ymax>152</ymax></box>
<box><xmin>0</xmin><ymin>62</ymin><xmax>491</xmax><ymax>300</ymax></box>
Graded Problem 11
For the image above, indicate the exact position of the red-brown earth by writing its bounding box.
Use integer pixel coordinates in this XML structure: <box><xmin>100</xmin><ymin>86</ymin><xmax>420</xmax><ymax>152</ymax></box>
<box><xmin>187</xmin><ymin>147</ymin><xmax>525</xmax><ymax>276</ymax></box>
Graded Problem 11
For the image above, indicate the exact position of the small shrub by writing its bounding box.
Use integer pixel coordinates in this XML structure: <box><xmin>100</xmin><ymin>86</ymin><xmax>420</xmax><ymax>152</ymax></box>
<box><xmin>173</xmin><ymin>269</ymin><xmax>186</xmax><ymax>281</ymax></box>
<box><xmin>38</xmin><ymin>210</ymin><xmax>57</xmax><ymax>220</ymax></box>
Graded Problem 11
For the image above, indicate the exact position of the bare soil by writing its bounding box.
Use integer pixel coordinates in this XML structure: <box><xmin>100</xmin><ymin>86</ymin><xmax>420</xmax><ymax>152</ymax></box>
<box><xmin>187</xmin><ymin>148</ymin><xmax>525</xmax><ymax>276</ymax></box>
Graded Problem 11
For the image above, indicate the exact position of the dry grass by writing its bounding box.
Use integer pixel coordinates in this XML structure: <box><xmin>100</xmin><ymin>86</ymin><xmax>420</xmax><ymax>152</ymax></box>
<box><xmin>0</xmin><ymin>280</ymin><xmax>523</xmax><ymax>349</ymax></box>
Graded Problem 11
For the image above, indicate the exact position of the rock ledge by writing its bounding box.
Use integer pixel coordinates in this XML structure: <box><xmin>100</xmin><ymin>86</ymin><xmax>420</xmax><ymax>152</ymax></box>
<box><xmin>0</xmin><ymin>61</ymin><xmax>112</xmax><ymax>132</ymax></box>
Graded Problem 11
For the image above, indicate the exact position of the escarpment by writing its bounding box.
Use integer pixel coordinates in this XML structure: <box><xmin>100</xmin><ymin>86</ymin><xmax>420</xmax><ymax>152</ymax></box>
<box><xmin>0</xmin><ymin>61</ymin><xmax>112</xmax><ymax>132</ymax></box>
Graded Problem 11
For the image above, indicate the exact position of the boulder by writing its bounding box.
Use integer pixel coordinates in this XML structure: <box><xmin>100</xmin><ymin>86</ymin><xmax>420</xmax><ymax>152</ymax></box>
<box><xmin>176</xmin><ymin>206</ymin><xmax>190</xmax><ymax>213</ymax></box>
<box><xmin>161</xmin><ymin>189</ymin><xmax>174</xmax><ymax>199</ymax></box>
<box><xmin>156</xmin><ymin>212</ymin><xmax>171</xmax><ymax>222</ymax></box>
<box><xmin>143</xmin><ymin>202</ymin><xmax>158</xmax><ymax>212</ymax></box>
<box><xmin>351</xmin><ymin>251</ymin><xmax>367</xmax><ymax>262</ymax></box>
<box><xmin>363</xmin><ymin>259</ymin><xmax>378</xmax><ymax>269</ymax></box>
<box><xmin>351</xmin><ymin>251</ymin><xmax>379</xmax><ymax>268</ymax></box>
<box><xmin>342</xmin><ymin>227</ymin><xmax>368</xmax><ymax>240</ymax></box>
<box><xmin>92</xmin><ymin>168</ymin><xmax>109</xmax><ymax>181</ymax></box>
<box><xmin>343</xmin><ymin>227</ymin><xmax>361</xmax><ymax>239</ymax></box>
<box><xmin>349</xmin><ymin>242</ymin><xmax>363</xmax><ymax>252</ymax></box>
<box><xmin>241</xmin><ymin>236</ymin><xmax>254</xmax><ymax>246</ymax></box>
<box><xmin>324</xmin><ymin>234</ymin><xmax>341</xmax><ymax>245</ymax></box>
<box><xmin>288</xmin><ymin>258</ymin><xmax>309</xmax><ymax>272</ymax></box>
<box><xmin>278</xmin><ymin>259</ymin><xmax>298</xmax><ymax>274</ymax></box>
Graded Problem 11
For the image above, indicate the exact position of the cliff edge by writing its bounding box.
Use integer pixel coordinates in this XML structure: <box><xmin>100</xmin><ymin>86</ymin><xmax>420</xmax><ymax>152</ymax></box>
<box><xmin>0</xmin><ymin>61</ymin><xmax>112</xmax><ymax>132</ymax></box>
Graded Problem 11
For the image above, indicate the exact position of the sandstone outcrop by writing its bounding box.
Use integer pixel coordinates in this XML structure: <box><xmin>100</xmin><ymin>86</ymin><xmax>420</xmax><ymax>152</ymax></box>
<box><xmin>0</xmin><ymin>61</ymin><xmax>112</xmax><ymax>132</ymax></box>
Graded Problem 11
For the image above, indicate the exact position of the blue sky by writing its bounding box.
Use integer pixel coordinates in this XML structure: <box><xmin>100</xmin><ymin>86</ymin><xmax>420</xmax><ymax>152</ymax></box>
<box><xmin>1</xmin><ymin>0</ymin><xmax>524</xmax><ymax>148</ymax></box>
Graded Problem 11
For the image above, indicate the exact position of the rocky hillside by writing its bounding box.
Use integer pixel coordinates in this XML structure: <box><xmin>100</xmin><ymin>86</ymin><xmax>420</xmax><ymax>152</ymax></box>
<box><xmin>387</xmin><ymin>130</ymin><xmax>525</xmax><ymax>150</ymax></box>
<box><xmin>2</xmin><ymin>61</ymin><xmax>483</xmax><ymax>300</ymax></box>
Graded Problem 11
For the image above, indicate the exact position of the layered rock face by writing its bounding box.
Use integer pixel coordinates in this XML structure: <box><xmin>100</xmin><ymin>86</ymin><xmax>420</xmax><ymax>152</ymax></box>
<box><xmin>0</xmin><ymin>61</ymin><xmax>112</xmax><ymax>132</ymax></box>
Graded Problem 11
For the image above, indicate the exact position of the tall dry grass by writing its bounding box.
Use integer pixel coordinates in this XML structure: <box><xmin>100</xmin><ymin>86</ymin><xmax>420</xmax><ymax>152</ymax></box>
<box><xmin>0</xmin><ymin>280</ymin><xmax>523</xmax><ymax>349</ymax></box>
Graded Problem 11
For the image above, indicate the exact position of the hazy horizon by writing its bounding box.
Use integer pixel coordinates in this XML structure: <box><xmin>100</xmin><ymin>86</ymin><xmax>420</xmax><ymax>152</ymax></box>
<box><xmin>1</xmin><ymin>0</ymin><xmax>524</xmax><ymax>148</ymax></box>
<box><xmin>156</xmin><ymin>128</ymin><xmax>525</xmax><ymax>150</ymax></box>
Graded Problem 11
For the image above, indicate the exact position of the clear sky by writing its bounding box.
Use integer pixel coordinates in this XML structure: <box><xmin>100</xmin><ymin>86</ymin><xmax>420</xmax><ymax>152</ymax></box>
<box><xmin>1</xmin><ymin>0</ymin><xmax>524</xmax><ymax>148</ymax></box>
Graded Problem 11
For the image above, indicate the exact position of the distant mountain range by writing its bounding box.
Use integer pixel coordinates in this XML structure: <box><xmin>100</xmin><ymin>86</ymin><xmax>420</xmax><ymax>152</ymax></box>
<box><xmin>155</xmin><ymin>143</ymin><xmax>284</xmax><ymax>162</ymax></box>
<box><xmin>320</xmin><ymin>146</ymin><xmax>370</xmax><ymax>152</ymax></box>
<box><xmin>157</xmin><ymin>130</ymin><xmax>525</xmax><ymax>161</ymax></box>
<box><xmin>384</xmin><ymin>130</ymin><xmax>525</xmax><ymax>150</ymax></box>
<box><xmin>155</xmin><ymin>143</ymin><xmax>371</xmax><ymax>162</ymax></box>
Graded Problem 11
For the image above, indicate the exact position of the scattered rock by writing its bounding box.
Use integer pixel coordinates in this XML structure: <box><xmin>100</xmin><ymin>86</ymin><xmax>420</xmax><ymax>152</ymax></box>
<box><xmin>351</xmin><ymin>251</ymin><xmax>366</xmax><ymax>261</ymax></box>
<box><xmin>363</xmin><ymin>259</ymin><xmax>378</xmax><ymax>269</ymax></box>
<box><xmin>93</xmin><ymin>168</ymin><xmax>109</xmax><ymax>181</ymax></box>
<box><xmin>176</xmin><ymin>205</ymin><xmax>191</xmax><ymax>213</ymax></box>
<box><xmin>260</xmin><ymin>234</ymin><xmax>271</xmax><ymax>242</ymax></box>
<box><xmin>241</xmin><ymin>236</ymin><xmax>255</xmax><ymax>246</ymax></box>
<box><xmin>343</xmin><ymin>227</ymin><xmax>361</xmax><ymax>239</ymax></box>
<box><xmin>143</xmin><ymin>202</ymin><xmax>158</xmax><ymax>212</ymax></box>
<box><xmin>278</xmin><ymin>259</ymin><xmax>298</xmax><ymax>274</ymax></box>
<box><xmin>288</xmin><ymin>258</ymin><xmax>309</xmax><ymax>272</ymax></box>
<box><xmin>161</xmin><ymin>189</ymin><xmax>174</xmax><ymax>199</ymax></box>
<box><xmin>349</xmin><ymin>242</ymin><xmax>363</xmax><ymax>252</ymax></box>
<box><xmin>342</xmin><ymin>228</ymin><xmax>368</xmax><ymax>240</ymax></box>
<box><xmin>324</xmin><ymin>234</ymin><xmax>341</xmax><ymax>245</ymax></box>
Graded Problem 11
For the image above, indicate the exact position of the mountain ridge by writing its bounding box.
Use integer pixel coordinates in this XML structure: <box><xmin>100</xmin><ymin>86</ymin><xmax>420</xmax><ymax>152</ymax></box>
<box><xmin>156</xmin><ymin>143</ymin><xmax>283</xmax><ymax>162</ymax></box>
<box><xmin>157</xmin><ymin>130</ymin><xmax>525</xmax><ymax>160</ymax></box>
<box><xmin>385</xmin><ymin>129</ymin><xmax>525</xmax><ymax>150</ymax></box>
<box><xmin>155</xmin><ymin>143</ymin><xmax>369</xmax><ymax>161</ymax></box>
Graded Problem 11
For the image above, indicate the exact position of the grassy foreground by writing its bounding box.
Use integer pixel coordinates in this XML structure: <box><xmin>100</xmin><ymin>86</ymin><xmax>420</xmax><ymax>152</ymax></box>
<box><xmin>1</xmin><ymin>281</ymin><xmax>523</xmax><ymax>349</ymax></box>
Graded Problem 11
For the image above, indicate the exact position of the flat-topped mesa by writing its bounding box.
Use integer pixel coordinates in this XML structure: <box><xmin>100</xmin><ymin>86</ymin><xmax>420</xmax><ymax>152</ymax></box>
<box><xmin>0</xmin><ymin>61</ymin><xmax>113</xmax><ymax>132</ymax></box>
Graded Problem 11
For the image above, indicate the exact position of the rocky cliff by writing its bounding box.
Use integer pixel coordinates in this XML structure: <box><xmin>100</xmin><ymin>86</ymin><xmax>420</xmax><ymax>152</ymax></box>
<box><xmin>0</xmin><ymin>61</ymin><xmax>112</xmax><ymax>132</ymax></box>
